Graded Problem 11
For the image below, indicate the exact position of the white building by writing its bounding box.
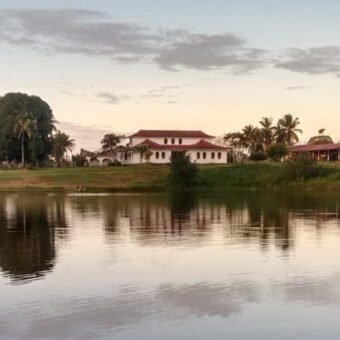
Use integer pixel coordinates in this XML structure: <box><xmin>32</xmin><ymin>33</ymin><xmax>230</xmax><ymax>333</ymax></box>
<box><xmin>85</xmin><ymin>130</ymin><xmax>230</xmax><ymax>166</ymax></box>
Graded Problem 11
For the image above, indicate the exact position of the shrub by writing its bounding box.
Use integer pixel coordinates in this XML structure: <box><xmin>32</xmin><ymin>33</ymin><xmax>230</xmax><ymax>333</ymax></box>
<box><xmin>72</xmin><ymin>153</ymin><xmax>86</xmax><ymax>167</ymax></box>
<box><xmin>285</xmin><ymin>153</ymin><xmax>320</xmax><ymax>180</ymax></box>
<box><xmin>266</xmin><ymin>143</ymin><xmax>288</xmax><ymax>161</ymax></box>
<box><xmin>249</xmin><ymin>151</ymin><xmax>267</xmax><ymax>161</ymax></box>
<box><xmin>169</xmin><ymin>151</ymin><xmax>198</xmax><ymax>187</ymax></box>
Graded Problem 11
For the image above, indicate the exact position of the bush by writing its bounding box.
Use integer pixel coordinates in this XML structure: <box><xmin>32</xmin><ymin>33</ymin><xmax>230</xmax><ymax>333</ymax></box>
<box><xmin>285</xmin><ymin>153</ymin><xmax>320</xmax><ymax>180</ymax></box>
<box><xmin>169</xmin><ymin>152</ymin><xmax>198</xmax><ymax>187</ymax></box>
<box><xmin>266</xmin><ymin>143</ymin><xmax>288</xmax><ymax>161</ymax></box>
<box><xmin>72</xmin><ymin>153</ymin><xmax>86</xmax><ymax>167</ymax></box>
<box><xmin>249</xmin><ymin>151</ymin><xmax>267</xmax><ymax>161</ymax></box>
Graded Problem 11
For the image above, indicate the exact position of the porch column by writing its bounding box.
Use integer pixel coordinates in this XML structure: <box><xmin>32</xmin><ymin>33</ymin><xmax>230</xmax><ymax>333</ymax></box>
<box><xmin>327</xmin><ymin>150</ymin><xmax>330</xmax><ymax>161</ymax></box>
<box><xmin>338</xmin><ymin>150</ymin><xmax>340</xmax><ymax>161</ymax></box>
<box><xmin>317</xmin><ymin>151</ymin><xmax>320</xmax><ymax>162</ymax></box>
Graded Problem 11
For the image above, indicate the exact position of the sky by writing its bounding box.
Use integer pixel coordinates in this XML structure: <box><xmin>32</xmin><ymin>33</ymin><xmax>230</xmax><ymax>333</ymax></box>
<box><xmin>1</xmin><ymin>0</ymin><xmax>340</xmax><ymax>150</ymax></box>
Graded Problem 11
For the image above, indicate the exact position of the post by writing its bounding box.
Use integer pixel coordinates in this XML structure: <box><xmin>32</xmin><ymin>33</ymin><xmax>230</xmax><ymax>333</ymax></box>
<box><xmin>327</xmin><ymin>150</ymin><xmax>330</xmax><ymax>161</ymax></box>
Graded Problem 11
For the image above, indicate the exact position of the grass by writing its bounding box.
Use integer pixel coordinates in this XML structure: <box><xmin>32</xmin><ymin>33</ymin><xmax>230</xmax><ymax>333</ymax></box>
<box><xmin>0</xmin><ymin>165</ymin><xmax>169</xmax><ymax>192</ymax></box>
<box><xmin>1</xmin><ymin>161</ymin><xmax>340</xmax><ymax>192</ymax></box>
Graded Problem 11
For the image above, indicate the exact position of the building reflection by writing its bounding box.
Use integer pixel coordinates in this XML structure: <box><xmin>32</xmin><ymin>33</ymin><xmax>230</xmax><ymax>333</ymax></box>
<box><xmin>0</xmin><ymin>194</ymin><xmax>69</xmax><ymax>284</ymax></box>
<box><xmin>92</xmin><ymin>192</ymin><xmax>340</xmax><ymax>252</ymax></box>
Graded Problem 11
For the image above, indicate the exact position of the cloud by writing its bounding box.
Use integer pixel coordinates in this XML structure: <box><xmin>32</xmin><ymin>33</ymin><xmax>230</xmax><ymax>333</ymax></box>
<box><xmin>286</xmin><ymin>86</ymin><xmax>308</xmax><ymax>90</ymax></box>
<box><xmin>154</xmin><ymin>34</ymin><xmax>267</xmax><ymax>72</ymax></box>
<box><xmin>276</xmin><ymin>47</ymin><xmax>340</xmax><ymax>75</ymax></box>
<box><xmin>0</xmin><ymin>8</ymin><xmax>267</xmax><ymax>73</ymax></box>
<box><xmin>0</xmin><ymin>281</ymin><xmax>260</xmax><ymax>338</ymax></box>
<box><xmin>96</xmin><ymin>92</ymin><xmax>129</xmax><ymax>104</ymax></box>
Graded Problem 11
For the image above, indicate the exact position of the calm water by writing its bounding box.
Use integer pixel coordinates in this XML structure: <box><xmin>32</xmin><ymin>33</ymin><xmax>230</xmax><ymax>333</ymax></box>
<box><xmin>1</xmin><ymin>192</ymin><xmax>340</xmax><ymax>339</ymax></box>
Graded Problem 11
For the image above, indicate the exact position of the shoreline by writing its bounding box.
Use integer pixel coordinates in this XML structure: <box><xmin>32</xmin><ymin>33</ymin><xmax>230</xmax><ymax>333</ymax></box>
<box><xmin>0</xmin><ymin>163</ymin><xmax>340</xmax><ymax>193</ymax></box>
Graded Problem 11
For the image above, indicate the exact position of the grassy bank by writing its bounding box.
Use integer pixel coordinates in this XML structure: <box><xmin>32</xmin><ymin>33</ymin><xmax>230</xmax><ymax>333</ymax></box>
<box><xmin>1</xmin><ymin>162</ymin><xmax>340</xmax><ymax>192</ymax></box>
<box><xmin>0</xmin><ymin>165</ymin><xmax>168</xmax><ymax>192</ymax></box>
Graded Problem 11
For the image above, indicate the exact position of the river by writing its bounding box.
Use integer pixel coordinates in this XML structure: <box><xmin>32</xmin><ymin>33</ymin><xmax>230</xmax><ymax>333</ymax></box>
<box><xmin>1</xmin><ymin>192</ymin><xmax>340</xmax><ymax>339</ymax></box>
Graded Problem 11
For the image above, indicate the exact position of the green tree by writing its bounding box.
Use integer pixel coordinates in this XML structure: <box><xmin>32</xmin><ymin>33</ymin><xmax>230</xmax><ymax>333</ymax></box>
<box><xmin>169</xmin><ymin>151</ymin><xmax>198</xmax><ymax>187</ymax></box>
<box><xmin>14</xmin><ymin>113</ymin><xmax>37</xmax><ymax>167</ymax></box>
<box><xmin>276</xmin><ymin>114</ymin><xmax>302</xmax><ymax>145</ymax></box>
<box><xmin>259</xmin><ymin>117</ymin><xmax>275</xmax><ymax>146</ymax></box>
<box><xmin>0</xmin><ymin>93</ymin><xmax>56</xmax><ymax>164</ymax></box>
<box><xmin>134</xmin><ymin>144</ymin><xmax>150</xmax><ymax>163</ymax></box>
<box><xmin>266</xmin><ymin>143</ymin><xmax>288</xmax><ymax>162</ymax></box>
<box><xmin>52</xmin><ymin>131</ymin><xmax>75</xmax><ymax>167</ymax></box>
<box><xmin>224</xmin><ymin>131</ymin><xmax>244</xmax><ymax>162</ymax></box>
<box><xmin>242</xmin><ymin>125</ymin><xmax>263</xmax><ymax>153</ymax></box>
<box><xmin>308</xmin><ymin>129</ymin><xmax>333</xmax><ymax>145</ymax></box>
<box><xmin>144</xmin><ymin>150</ymin><xmax>153</xmax><ymax>163</ymax></box>
<box><xmin>101</xmin><ymin>133</ymin><xmax>124</xmax><ymax>158</ymax></box>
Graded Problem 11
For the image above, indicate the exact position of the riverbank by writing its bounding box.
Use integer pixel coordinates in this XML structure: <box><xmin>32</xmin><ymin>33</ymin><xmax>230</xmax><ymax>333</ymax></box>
<box><xmin>1</xmin><ymin>162</ymin><xmax>340</xmax><ymax>192</ymax></box>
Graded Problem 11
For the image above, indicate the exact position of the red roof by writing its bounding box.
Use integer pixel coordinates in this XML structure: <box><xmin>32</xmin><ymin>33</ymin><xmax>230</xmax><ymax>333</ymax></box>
<box><xmin>134</xmin><ymin>139</ymin><xmax>229</xmax><ymax>150</ymax></box>
<box><xmin>129</xmin><ymin>129</ymin><xmax>215</xmax><ymax>138</ymax></box>
<box><xmin>290</xmin><ymin>142</ymin><xmax>340</xmax><ymax>152</ymax></box>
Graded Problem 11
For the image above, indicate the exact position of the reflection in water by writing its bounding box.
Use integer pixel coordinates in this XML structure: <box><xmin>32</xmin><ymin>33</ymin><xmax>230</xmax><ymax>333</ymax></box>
<box><xmin>0</xmin><ymin>194</ymin><xmax>69</xmax><ymax>283</ymax></box>
<box><xmin>1</xmin><ymin>192</ymin><xmax>340</xmax><ymax>338</ymax></box>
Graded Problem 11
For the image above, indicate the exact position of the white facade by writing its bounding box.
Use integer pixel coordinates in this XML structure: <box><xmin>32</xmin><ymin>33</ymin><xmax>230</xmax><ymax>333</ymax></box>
<box><xmin>85</xmin><ymin>130</ymin><xmax>229</xmax><ymax>166</ymax></box>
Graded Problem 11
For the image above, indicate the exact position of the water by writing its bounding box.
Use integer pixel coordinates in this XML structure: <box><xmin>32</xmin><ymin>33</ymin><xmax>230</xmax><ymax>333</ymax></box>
<box><xmin>1</xmin><ymin>192</ymin><xmax>340</xmax><ymax>339</ymax></box>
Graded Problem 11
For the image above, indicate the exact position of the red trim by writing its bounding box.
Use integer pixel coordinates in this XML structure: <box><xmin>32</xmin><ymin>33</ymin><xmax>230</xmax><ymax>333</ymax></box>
<box><xmin>134</xmin><ymin>139</ymin><xmax>229</xmax><ymax>150</ymax></box>
<box><xmin>290</xmin><ymin>142</ymin><xmax>340</xmax><ymax>152</ymax></box>
<box><xmin>129</xmin><ymin>129</ymin><xmax>215</xmax><ymax>138</ymax></box>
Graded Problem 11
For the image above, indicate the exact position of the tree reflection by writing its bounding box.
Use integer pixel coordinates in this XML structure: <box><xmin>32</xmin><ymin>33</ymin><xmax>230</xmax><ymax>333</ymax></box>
<box><xmin>0</xmin><ymin>194</ymin><xmax>68</xmax><ymax>284</ymax></box>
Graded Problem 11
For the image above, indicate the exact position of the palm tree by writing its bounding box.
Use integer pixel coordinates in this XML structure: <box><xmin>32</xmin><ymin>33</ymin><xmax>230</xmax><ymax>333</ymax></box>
<box><xmin>242</xmin><ymin>125</ymin><xmax>263</xmax><ymax>153</ymax></box>
<box><xmin>14</xmin><ymin>113</ymin><xmax>37</xmax><ymax>167</ymax></box>
<box><xmin>224</xmin><ymin>132</ymin><xmax>244</xmax><ymax>162</ymax></box>
<box><xmin>276</xmin><ymin>114</ymin><xmax>302</xmax><ymax>145</ymax></box>
<box><xmin>101</xmin><ymin>134</ymin><xmax>124</xmax><ymax>159</ymax></box>
<box><xmin>52</xmin><ymin>131</ymin><xmax>75</xmax><ymax>167</ymax></box>
<box><xmin>259</xmin><ymin>117</ymin><xmax>275</xmax><ymax>146</ymax></box>
<box><xmin>134</xmin><ymin>144</ymin><xmax>150</xmax><ymax>163</ymax></box>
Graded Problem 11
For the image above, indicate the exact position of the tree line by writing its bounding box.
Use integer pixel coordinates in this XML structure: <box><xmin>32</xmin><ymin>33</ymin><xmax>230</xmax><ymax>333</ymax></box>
<box><xmin>0</xmin><ymin>93</ymin><xmax>75</xmax><ymax>167</ymax></box>
<box><xmin>224</xmin><ymin>114</ymin><xmax>303</xmax><ymax>161</ymax></box>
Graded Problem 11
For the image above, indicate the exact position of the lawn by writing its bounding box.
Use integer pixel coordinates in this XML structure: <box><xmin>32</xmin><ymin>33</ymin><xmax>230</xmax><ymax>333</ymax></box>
<box><xmin>0</xmin><ymin>165</ymin><xmax>169</xmax><ymax>191</ymax></box>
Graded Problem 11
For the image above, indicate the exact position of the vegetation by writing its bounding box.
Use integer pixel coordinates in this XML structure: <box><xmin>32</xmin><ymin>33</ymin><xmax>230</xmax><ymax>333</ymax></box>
<box><xmin>169</xmin><ymin>151</ymin><xmax>198</xmax><ymax>187</ymax></box>
<box><xmin>52</xmin><ymin>131</ymin><xmax>75</xmax><ymax>168</ymax></box>
<box><xmin>133</xmin><ymin>143</ymin><xmax>150</xmax><ymax>163</ymax></box>
<box><xmin>266</xmin><ymin>143</ymin><xmax>288</xmax><ymax>162</ymax></box>
<box><xmin>0</xmin><ymin>93</ymin><xmax>56</xmax><ymax>165</ymax></box>
<box><xmin>224</xmin><ymin>114</ymin><xmax>302</xmax><ymax>160</ymax></box>
<box><xmin>14</xmin><ymin>113</ymin><xmax>37</xmax><ymax>167</ymax></box>
<box><xmin>308</xmin><ymin>129</ymin><xmax>333</xmax><ymax>145</ymax></box>
<box><xmin>101</xmin><ymin>133</ymin><xmax>124</xmax><ymax>157</ymax></box>
<box><xmin>0</xmin><ymin>163</ymin><xmax>339</xmax><ymax>192</ymax></box>
<box><xmin>249</xmin><ymin>151</ymin><xmax>267</xmax><ymax>161</ymax></box>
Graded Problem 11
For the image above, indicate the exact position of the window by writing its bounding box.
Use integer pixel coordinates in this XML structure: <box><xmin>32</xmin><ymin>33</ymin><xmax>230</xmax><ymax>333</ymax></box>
<box><xmin>179</xmin><ymin>138</ymin><xmax>182</xmax><ymax>145</ymax></box>
<box><xmin>197</xmin><ymin>152</ymin><xmax>200</xmax><ymax>159</ymax></box>
<box><xmin>164</xmin><ymin>138</ymin><xmax>168</xmax><ymax>144</ymax></box>
<box><xmin>203</xmin><ymin>152</ymin><xmax>206</xmax><ymax>159</ymax></box>
<box><xmin>161</xmin><ymin>151</ymin><xmax>166</xmax><ymax>159</ymax></box>
<box><xmin>125</xmin><ymin>153</ymin><xmax>128</xmax><ymax>160</ymax></box>
<box><xmin>171</xmin><ymin>138</ymin><xmax>175</xmax><ymax>144</ymax></box>
<box><xmin>211</xmin><ymin>152</ymin><xmax>215</xmax><ymax>159</ymax></box>
<box><xmin>218</xmin><ymin>152</ymin><xmax>222</xmax><ymax>159</ymax></box>
<box><xmin>155</xmin><ymin>152</ymin><xmax>160</xmax><ymax>159</ymax></box>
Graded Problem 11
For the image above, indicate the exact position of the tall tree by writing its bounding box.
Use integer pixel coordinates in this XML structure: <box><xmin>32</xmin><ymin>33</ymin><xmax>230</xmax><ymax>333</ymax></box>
<box><xmin>276</xmin><ymin>114</ymin><xmax>302</xmax><ymax>145</ymax></box>
<box><xmin>242</xmin><ymin>125</ymin><xmax>263</xmax><ymax>153</ymax></box>
<box><xmin>0</xmin><ymin>93</ymin><xmax>56</xmax><ymax>163</ymax></box>
<box><xmin>14</xmin><ymin>113</ymin><xmax>37</xmax><ymax>167</ymax></box>
<box><xmin>259</xmin><ymin>117</ymin><xmax>275</xmax><ymax>146</ymax></box>
<box><xmin>101</xmin><ymin>134</ymin><xmax>124</xmax><ymax>158</ymax></box>
<box><xmin>52</xmin><ymin>131</ymin><xmax>75</xmax><ymax>167</ymax></box>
